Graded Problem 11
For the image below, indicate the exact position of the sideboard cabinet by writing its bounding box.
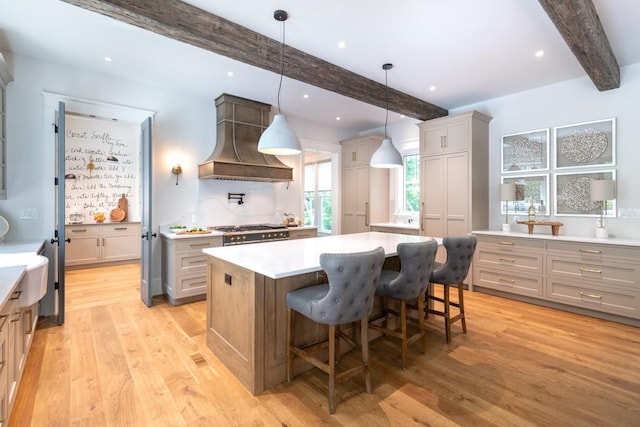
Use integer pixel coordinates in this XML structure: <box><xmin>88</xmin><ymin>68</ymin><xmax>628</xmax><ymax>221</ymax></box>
<box><xmin>66</xmin><ymin>223</ymin><xmax>141</xmax><ymax>267</ymax></box>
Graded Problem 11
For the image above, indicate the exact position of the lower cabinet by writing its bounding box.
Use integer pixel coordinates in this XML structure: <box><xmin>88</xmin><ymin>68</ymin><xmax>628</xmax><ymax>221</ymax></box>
<box><xmin>162</xmin><ymin>235</ymin><xmax>222</xmax><ymax>304</ymax></box>
<box><xmin>66</xmin><ymin>223</ymin><xmax>141</xmax><ymax>267</ymax></box>
<box><xmin>370</xmin><ymin>224</ymin><xmax>420</xmax><ymax>236</ymax></box>
<box><xmin>1</xmin><ymin>279</ymin><xmax>26</xmax><ymax>423</ymax></box>
<box><xmin>288</xmin><ymin>227</ymin><xmax>318</xmax><ymax>240</ymax></box>
<box><xmin>474</xmin><ymin>233</ymin><xmax>640</xmax><ymax>324</ymax></box>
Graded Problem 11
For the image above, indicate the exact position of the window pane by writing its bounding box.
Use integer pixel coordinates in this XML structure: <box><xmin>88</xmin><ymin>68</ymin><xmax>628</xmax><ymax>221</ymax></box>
<box><xmin>304</xmin><ymin>191</ymin><xmax>316</xmax><ymax>226</ymax></box>
<box><xmin>403</xmin><ymin>154</ymin><xmax>419</xmax><ymax>212</ymax></box>
<box><xmin>319</xmin><ymin>190</ymin><xmax>332</xmax><ymax>233</ymax></box>
<box><xmin>318</xmin><ymin>161</ymin><xmax>332</xmax><ymax>191</ymax></box>
<box><xmin>304</xmin><ymin>164</ymin><xmax>315</xmax><ymax>192</ymax></box>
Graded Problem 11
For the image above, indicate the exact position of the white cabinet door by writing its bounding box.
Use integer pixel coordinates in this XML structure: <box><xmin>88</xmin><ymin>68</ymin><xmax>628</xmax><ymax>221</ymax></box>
<box><xmin>101</xmin><ymin>224</ymin><xmax>141</xmax><ymax>262</ymax></box>
<box><xmin>65</xmin><ymin>226</ymin><xmax>100</xmax><ymax>266</ymax></box>
<box><xmin>421</xmin><ymin>156</ymin><xmax>445</xmax><ymax>238</ymax></box>
<box><xmin>444</xmin><ymin>152</ymin><xmax>469</xmax><ymax>236</ymax></box>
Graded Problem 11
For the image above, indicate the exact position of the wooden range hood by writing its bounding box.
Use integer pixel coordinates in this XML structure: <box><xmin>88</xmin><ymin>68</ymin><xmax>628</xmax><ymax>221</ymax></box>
<box><xmin>198</xmin><ymin>94</ymin><xmax>293</xmax><ymax>182</ymax></box>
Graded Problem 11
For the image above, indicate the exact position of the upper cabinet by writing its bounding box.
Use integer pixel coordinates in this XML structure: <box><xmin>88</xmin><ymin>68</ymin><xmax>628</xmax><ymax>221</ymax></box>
<box><xmin>419</xmin><ymin>111</ymin><xmax>485</xmax><ymax>155</ymax></box>
<box><xmin>0</xmin><ymin>53</ymin><xmax>14</xmax><ymax>200</ymax></box>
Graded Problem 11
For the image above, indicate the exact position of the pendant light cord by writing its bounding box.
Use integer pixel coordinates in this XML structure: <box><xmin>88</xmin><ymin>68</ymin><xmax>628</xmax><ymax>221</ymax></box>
<box><xmin>277</xmin><ymin>19</ymin><xmax>285</xmax><ymax>113</ymax></box>
<box><xmin>384</xmin><ymin>67</ymin><xmax>389</xmax><ymax>138</ymax></box>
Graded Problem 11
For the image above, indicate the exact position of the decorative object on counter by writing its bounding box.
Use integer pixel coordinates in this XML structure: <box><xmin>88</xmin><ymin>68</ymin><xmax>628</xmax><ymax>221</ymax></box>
<box><xmin>283</xmin><ymin>212</ymin><xmax>296</xmax><ymax>225</ymax></box>
<box><xmin>590</xmin><ymin>179</ymin><xmax>615</xmax><ymax>238</ymax></box>
<box><xmin>517</xmin><ymin>220</ymin><xmax>563</xmax><ymax>236</ymax></box>
<box><xmin>69</xmin><ymin>205</ymin><xmax>83</xmax><ymax>224</ymax></box>
<box><xmin>93</xmin><ymin>212</ymin><xmax>106</xmax><ymax>223</ymax></box>
<box><xmin>501</xmin><ymin>128</ymin><xmax>549</xmax><ymax>172</ymax></box>
<box><xmin>110</xmin><ymin>208</ymin><xmax>126</xmax><ymax>222</ymax></box>
<box><xmin>0</xmin><ymin>215</ymin><xmax>9</xmax><ymax>241</ymax></box>
<box><xmin>257</xmin><ymin>10</ymin><xmax>301</xmax><ymax>156</ymax></box>
<box><xmin>555</xmin><ymin>118</ymin><xmax>615</xmax><ymax>169</ymax></box>
<box><xmin>172</xmin><ymin>163</ymin><xmax>182</xmax><ymax>185</ymax></box>
<box><xmin>528</xmin><ymin>200</ymin><xmax>536</xmax><ymax>222</ymax></box>
<box><xmin>228</xmin><ymin>192</ymin><xmax>245</xmax><ymax>205</ymax></box>
<box><xmin>499</xmin><ymin>183</ymin><xmax>515</xmax><ymax>232</ymax></box>
<box><xmin>117</xmin><ymin>194</ymin><xmax>128</xmax><ymax>220</ymax></box>
<box><xmin>169</xmin><ymin>225</ymin><xmax>187</xmax><ymax>233</ymax></box>
<box><xmin>176</xmin><ymin>227</ymin><xmax>212</xmax><ymax>235</ymax></box>
<box><xmin>370</xmin><ymin>63</ymin><xmax>402</xmax><ymax>169</ymax></box>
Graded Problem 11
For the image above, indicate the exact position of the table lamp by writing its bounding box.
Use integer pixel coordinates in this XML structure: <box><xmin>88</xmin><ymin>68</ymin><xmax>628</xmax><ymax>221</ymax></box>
<box><xmin>590</xmin><ymin>179</ymin><xmax>615</xmax><ymax>239</ymax></box>
<box><xmin>500</xmin><ymin>183</ymin><xmax>516</xmax><ymax>232</ymax></box>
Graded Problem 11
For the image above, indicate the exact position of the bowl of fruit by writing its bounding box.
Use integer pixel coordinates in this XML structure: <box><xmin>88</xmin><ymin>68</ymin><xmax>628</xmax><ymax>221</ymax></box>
<box><xmin>169</xmin><ymin>225</ymin><xmax>187</xmax><ymax>233</ymax></box>
<box><xmin>93</xmin><ymin>212</ymin><xmax>106</xmax><ymax>223</ymax></box>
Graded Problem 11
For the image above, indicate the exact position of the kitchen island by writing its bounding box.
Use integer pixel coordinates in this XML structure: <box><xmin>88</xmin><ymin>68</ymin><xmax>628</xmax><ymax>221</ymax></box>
<box><xmin>203</xmin><ymin>232</ymin><xmax>437</xmax><ymax>394</ymax></box>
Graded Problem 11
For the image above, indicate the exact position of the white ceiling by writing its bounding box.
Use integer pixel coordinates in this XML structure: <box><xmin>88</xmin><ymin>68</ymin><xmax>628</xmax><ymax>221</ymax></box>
<box><xmin>1</xmin><ymin>0</ymin><xmax>640</xmax><ymax>132</ymax></box>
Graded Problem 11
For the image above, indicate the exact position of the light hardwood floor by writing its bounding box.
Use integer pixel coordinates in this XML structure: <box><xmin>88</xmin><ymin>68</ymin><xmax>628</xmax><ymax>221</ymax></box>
<box><xmin>9</xmin><ymin>263</ymin><xmax>640</xmax><ymax>426</ymax></box>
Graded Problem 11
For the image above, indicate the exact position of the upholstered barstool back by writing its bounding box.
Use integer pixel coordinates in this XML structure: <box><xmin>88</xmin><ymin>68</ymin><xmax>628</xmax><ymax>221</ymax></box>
<box><xmin>286</xmin><ymin>246</ymin><xmax>385</xmax><ymax>413</ymax></box>
<box><xmin>426</xmin><ymin>235</ymin><xmax>477</xmax><ymax>343</ymax></box>
<box><xmin>370</xmin><ymin>240</ymin><xmax>438</xmax><ymax>368</ymax></box>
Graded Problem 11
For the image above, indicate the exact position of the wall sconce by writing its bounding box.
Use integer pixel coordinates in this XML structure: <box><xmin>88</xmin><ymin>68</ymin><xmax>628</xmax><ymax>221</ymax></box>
<box><xmin>228</xmin><ymin>193</ymin><xmax>245</xmax><ymax>205</ymax></box>
<box><xmin>590</xmin><ymin>179</ymin><xmax>615</xmax><ymax>238</ymax></box>
<box><xmin>172</xmin><ymin>164</ymin><xmax>183</xmax><ymax>185</ymax></box>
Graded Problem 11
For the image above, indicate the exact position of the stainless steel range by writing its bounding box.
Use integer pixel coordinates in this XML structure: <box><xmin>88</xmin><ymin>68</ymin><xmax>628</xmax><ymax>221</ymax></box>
<box><xmin>211</xmin><ymin>224</ymin><xmax>289</xmax><ymax>246</ymax></box>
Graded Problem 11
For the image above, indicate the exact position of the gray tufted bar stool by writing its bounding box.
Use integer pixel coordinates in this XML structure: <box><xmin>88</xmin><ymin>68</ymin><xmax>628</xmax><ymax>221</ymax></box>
<box><xmin>425</xmin><ymin>235</ymin><xmax>477</xmax><ymax>343</ymax></box>
<box><xmin>286</xmin><ymin>246</ymin><xmax>385</xmax><ymax>414</ymax></box>
<box><xmin>369</xmin><ymin>240</ymin><xmax>438</xmax><ymax>369</ymax></box>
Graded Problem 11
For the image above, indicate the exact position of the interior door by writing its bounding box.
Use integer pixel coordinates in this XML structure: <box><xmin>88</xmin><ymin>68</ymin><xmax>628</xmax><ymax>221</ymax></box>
<box><xmin>140</xmin><ymin>117</ymin><xmax>154</xmax><ymax>306</ymax></box>
<box><xmin>54</xmin><ymin>101</ymin><xmax>67</xmax><ymax>324</ymax></box>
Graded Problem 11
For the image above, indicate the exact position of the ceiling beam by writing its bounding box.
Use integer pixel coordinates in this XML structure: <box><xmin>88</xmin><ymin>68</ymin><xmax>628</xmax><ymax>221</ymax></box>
<box><xmin>538</xmin><ymin>0</ymin><xmax>620</xmax><ymax>91</ymax></box>
<box><xmin>61</xmin><ymin>0</ymin><xmax>448</xmax><ymax>121</ymax></box>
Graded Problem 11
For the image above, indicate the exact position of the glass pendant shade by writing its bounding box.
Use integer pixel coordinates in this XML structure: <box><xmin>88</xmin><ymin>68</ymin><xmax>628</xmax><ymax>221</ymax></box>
<box><xmin>258</xmin><ymin>113</ymin><xmax>302</xmax><ymax>155</ymax></box>
<box><xmin>370</xmin><ymin>138</ymin><xmax>402</xmax><ymax>168</ymax></box>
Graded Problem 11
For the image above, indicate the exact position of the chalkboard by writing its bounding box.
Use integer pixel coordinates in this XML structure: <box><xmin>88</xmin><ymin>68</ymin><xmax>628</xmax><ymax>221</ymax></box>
<box><xmin>64</xmin><ymin>115</ymin><xmax>140</xmax><ymax>224</ymax></box>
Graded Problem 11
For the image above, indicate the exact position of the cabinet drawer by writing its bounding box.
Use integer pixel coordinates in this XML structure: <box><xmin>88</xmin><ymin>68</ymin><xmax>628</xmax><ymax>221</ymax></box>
<box><xmin>101</xmin><ymin>223</ymin><xmax>139</xmax><ymax>235</ymax></box>
<box><xmin>547</xmin><ymin>256</ymin><xmax>639</xmax><ymax>288</ymax></box>
<box><xmin>546</xmin><ymin>278</ymin><xmax>638</xmax><ymax>319</ymax></box>
<box><xmin>176</xmin><ymin>252</ymin><xmax>208</xmax><ymax>274</ymax></box>
<box><xmin>476</xmin><ymin>247</ymin><xmax>543</xmax><ymax>273</ymax></box>
<box><xmin>176</xmin><ymin>273</ymin><xmax>208</xmax><ymax>297</ymax></box>
<box><xmin>546</xmin><ymin>241</ymin><xmax>640</xmax><ymax>263</ymax></box>
<box><xmin>477</xmin><ymin>235</ymin><xmax>544</xmax><ymax>252</ymax></box>
<box><xmin>475</xmin><ymin>267</ymin><xmax>543</xmax><ymax>296</ymax></box>
<box><xmin>175</xmin><ymin>238</ymin><xmax>220</xmax><ymax>253</ymax></box>
<box><xmin>67</xmin><ymin>226</ymin><xmax>100</xmax><ymax>237</ymax></box>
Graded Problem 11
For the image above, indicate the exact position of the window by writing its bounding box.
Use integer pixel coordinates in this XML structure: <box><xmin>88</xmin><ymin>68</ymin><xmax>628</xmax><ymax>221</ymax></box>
<box><xmin>403</xmin><ymin>154</ymin><xmax>419</xmax><ymax>212</ymax></box>
<box><xmin>304</xmin><ymin>160</ymin><xmax>332</xmax><ymax>233</ymax></box>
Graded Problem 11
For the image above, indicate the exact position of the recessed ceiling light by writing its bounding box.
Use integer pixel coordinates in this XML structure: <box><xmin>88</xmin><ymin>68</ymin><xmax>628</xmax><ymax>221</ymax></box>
<box><xmin>335</xmin><ymin>116</ymin><xmax>341</xmax><ymax>121</ymax></box>
<box><xmin>400</xmin><ymin>115</ymin><xmax>405</xmax><ymax>119</ymax></box>
<box><xmin>104</xmin><ymin>56</ymin><xmax>112</xmax><ymax>62</ymax></box>
<box><xmin>303</xmin><ymin>94</ymin><xmax>309</xmax><ymax>99</ymax></box>
<box><xmin>227</xmin><ymin>71</ymin><xmax>234</xmax><ymax>77</ymax></box>
<box><xmin>535</xmin><ymin>50</ymin><xmax>545</xmax><ymax>58</ymax></box>
<box><xmin>429</xmin><ymin>86</ymin><xmax>436</xmax><ymax>92</ymax></box>
<box><xmin>337</xmin><ymin>41</ymin><xmax>346</xmax><ymax>49</ymax></box>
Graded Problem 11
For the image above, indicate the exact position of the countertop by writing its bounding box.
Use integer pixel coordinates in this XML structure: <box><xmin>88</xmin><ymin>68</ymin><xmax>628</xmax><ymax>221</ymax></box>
<box><xmin>161</xmin><ymin>225</ymin><xmax>318</xmax><ymax>240</ymax></box>
<box><xmin>0</xmin><ymin>266</ymin><xmax>26</xmax><ymax>307</ymax></box>
<box><xmin>203</xmin><ymin>231</ymin><xmax>440</xmax><ymax>279</ymax></box>
<box><xmin>370</xmin><ymin>222</ymin><xmax>419</xmax><ymax>230</ymax></box>
<box><xmin>0</xmin><ymin>240</ymin><xmax>44</xmax><ymax>308</ymax></box>
<box><xmin>0</xmin><ymin>240</ymin><xmax>45</xmax><ymax>255</ymax></box>
<box><xmin>472</xmin><ymin>230</ymin><xmax>640</xmax><ymax>247</ymax></box>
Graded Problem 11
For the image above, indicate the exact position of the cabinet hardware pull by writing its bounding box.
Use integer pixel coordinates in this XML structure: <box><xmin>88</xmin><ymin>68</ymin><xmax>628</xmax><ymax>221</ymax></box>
<box><xmin>579</xmin><ymin>292</ymin><xmax>602</xmax><ymax>299</ymax></box>
<box><xmin>580</xmin><ymin>267</ymin><xmax>603</xmax><ymax>274</ymax></box>
<box><xmin>10</xmin><ymin>290</ymin><xmax>23</xmax><ymax>300</ymax></box>
<box><xmin>352</xmin><ymin>151</ymin><xmax>357</xmax><ymax>162</ymax></box>
<box><xmin>0</xmin><ymin>314</ymin><xmax>8</xmax><ymax>331</ymax></box>
<box><xmin>499</xmin><ymin>241</ymin><xmax>514</xmax><ymax>245</ymax></box>
<box><xmin>10</xmin><ymin>312</ymin><xmax>21</xmax><ymax>322</ymax></box>
<box><xmin>114</xmin><ymin>227</ymin><xmax>127</xmax><ymax>230</ymax></box>
<box><xmin>440</xmin><ymin>135</ymin><xmax>444</xmax><ymax>148</ymax></box>
<box><xmin>420</xmin><ymin>202</ymin><xmax>425</xmax><ymax>231</ymax></box>
<box><xmin>189</xmin><ymin>243</ymin><xmax>210</xmax><ymax>248</ymax></box>
<box><xmin>365</xmin><ymin>202</ymin><xmax>369</xmax><ymax>227</ymax></box>
<box><xmin>443</xmin><ymin>135</ymin><xmax>447</xmax><ymax>148</ymax></box>
<box><xmin>26</xmin><ymin>309</ymin><xmax>34</xmax><ymax>335</ymax></box>
<box><xmin>498</xmin><ymin>278</ymin><xmax>516</xmax><ymax>285</ymax></box>
<box><xmin>498</xmin><ymin>258</ymin><xmax>515</xmax><ymax>262</ymax></box>
<box><xmin>96</xmin><ymin>238</ymin><xmax>99</xmax><ymax>247</ymax></box>
<box><xmin>72</xmin><ymin>229</ymin><xmax>88</xmax><ymax>232</ymax></box>
<box><xmin>579</xmin><ymin>249</ymin><xmax>601</xmax><ymax>254</ymax></box>
<box><xmin>102</xmin><ymin>238</ymin><xmax>105</xmax><ymax>246</ymax></box>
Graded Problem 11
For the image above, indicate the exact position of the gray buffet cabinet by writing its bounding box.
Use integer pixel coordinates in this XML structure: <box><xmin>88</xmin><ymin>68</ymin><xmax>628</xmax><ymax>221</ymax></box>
<box><xmin>473</xmin><ymin>231</ymin><xmax>640</xmax><ymax>326</ymax></box>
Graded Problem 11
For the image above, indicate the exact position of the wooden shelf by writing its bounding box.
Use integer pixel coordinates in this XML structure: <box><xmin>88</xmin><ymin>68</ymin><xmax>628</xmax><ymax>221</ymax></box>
<box><xmin>517</xmin><ymin>221</ymin><xmax>563</xmax><ymax>236</ymax></box>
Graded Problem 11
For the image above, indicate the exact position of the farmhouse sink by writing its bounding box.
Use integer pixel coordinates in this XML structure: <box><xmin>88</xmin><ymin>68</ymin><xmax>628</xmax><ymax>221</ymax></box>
<box><xmin>0</xmin><ymin>254</ymin><xmax>48</xmax><ymax>307</ymax></box>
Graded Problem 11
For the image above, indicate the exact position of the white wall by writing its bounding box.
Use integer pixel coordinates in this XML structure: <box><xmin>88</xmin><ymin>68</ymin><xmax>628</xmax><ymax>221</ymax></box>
<box><xmin>0</xmin><ymin>51</ymin><xmax>350</xmax><ymax>297</ymax></box>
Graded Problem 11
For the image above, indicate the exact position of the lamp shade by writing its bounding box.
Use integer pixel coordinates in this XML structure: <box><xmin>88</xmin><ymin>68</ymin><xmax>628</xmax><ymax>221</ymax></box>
<box><xmin>258</xmin><ymin>113</ymin><xmax>302</xmax><ymax>155</ymax></box>
<box><xmin>499</xmin><ymin>183</ymin><xmax>516</xmax><ymax>201</ymax></box>
<box><xmin>370</xmin><ymin>138</ymin><xmax>403</xmax><ymax>168</ymax></box>
<box><xmin>590</xmin><ymin>179</ymin><xmax>615</xmax><ymax>201</ymax></box>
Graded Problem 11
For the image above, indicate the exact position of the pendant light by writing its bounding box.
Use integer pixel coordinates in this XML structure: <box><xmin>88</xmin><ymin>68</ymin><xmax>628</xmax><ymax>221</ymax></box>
<box><xmin>370</xmin><ymin>63</ymin><xmax>403</xmax><ymax>168</ymax></box>
<box><xmin>258</xmin><ymin>10</ymin><xmax>302</xmax><ymax>156</ymax></box>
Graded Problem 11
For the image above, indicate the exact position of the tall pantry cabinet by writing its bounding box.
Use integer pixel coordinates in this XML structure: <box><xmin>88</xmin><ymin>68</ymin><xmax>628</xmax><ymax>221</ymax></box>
<box><xmin>418</xmin><ymin>111</ymin><xmax>491</xmax><ymax>278</ymax></box>
<box><xmin>341</xmin><ymin>135</ymin><xmax>389</xmax><ymax>234</ymax></box>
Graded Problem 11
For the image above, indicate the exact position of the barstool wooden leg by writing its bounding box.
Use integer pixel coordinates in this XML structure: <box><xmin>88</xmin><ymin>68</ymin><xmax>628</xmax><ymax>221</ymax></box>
<box><xmin>458</xmin><ymin>282</ymin><xmax>467</xmax><ymax>333</ymax></box>
<box><xmin>400</xmin><ymin>300</ymin><xmax>408</xmax><ymax>370</ymax></box>
<box><xmin>287</xmin><ymin>307</ymin><xmax>295</xmax><ymax>382</ymax></box>
<box><xmin>417</xmin><ymin>293</ymin><xmax>427</xmax><ymax>353</ymax></box>
<box><xmin>444</xmin><ymin>284</ymin><xmax>452</xmax><ymax>344</ymax></box>
<box><xmin>360</xmin><ymin>317</ymin><xmax>371</xmax><ymax>393</ymax></box>
<box><xmin>328</xmin><ymin>325</ymin><xmax>336</xmax><ymax>414</ymax></box>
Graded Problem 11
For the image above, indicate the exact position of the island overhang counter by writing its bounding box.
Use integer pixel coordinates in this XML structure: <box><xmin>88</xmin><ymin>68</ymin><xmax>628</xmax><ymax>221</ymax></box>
<box><xmin>203</xmin><ymin>232</ymin><xmax>438</xmax><ymax>394</ymax></box>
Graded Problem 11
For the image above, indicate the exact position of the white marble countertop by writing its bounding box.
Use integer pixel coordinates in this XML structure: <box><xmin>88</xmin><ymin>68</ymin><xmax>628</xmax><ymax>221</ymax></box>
<box><xmin>472</xmin><ymin>230</ymin><xmax>640</xmax><ymax>247</ymax></box>
<box><xmin>370</xmin><ymin>222</ymin><xmax>419</xmax><ymax>230</ymax></box>
<box><xmin>160</xmin><ymin>230</ymin><xmax>224</xmax><ymax>240</ymax></box>
<box><xmin>203</xmin><ymin>232</ymin><xmax>440</xmax><ymax>279</ymax></box>
<box><xmin>286</xmin><ymin>225</ymin><xmax>317</xmax><ymax>231</ymax></box>
<box><xmin>0</xmin><ymin>265</ymin><xmax>26</xmax><ymax>307</ymax></box>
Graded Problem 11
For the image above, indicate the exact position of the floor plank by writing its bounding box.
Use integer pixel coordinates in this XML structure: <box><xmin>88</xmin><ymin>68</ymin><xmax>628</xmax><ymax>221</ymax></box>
<box><xmin>9</xmin><ymin>263</ymin><xmax>640</xmax><ymax>426</ymax></box>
